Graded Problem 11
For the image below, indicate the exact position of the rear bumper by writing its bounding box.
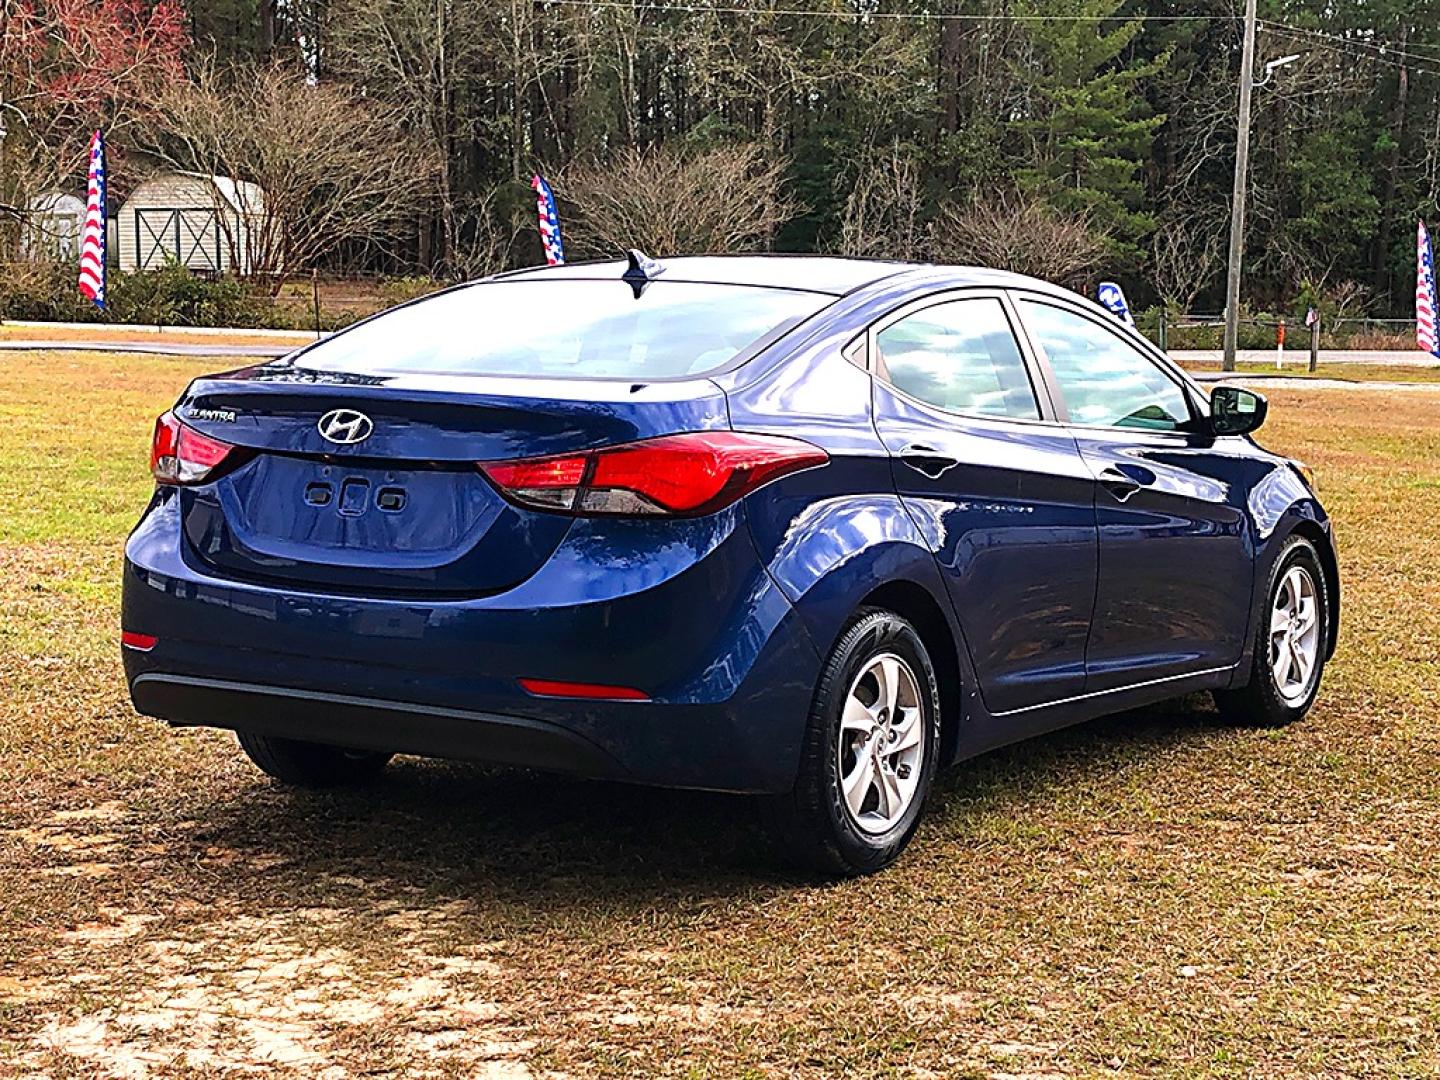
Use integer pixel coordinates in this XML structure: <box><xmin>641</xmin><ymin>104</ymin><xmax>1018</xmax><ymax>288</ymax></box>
<box><xmin>132</xmin><ymin>673</ymin><xmax>625</xmax><ymax>777</ymax></box>
<box><xmin>123</xmin><ymin>492</ymin><xmax>823</xmax><ymax>793</ymax></box>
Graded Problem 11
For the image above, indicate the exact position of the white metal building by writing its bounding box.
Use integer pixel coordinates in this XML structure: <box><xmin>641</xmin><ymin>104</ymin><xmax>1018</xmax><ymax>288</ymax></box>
<box><xmin>21</xmin><ymin>192</ymin><xmax>86</xmax><ymax>261</ymax></box>
<box><xmin>115</xmin><ymin>172</ymin><xmax>267</xmax><ymax>275</ymax></box>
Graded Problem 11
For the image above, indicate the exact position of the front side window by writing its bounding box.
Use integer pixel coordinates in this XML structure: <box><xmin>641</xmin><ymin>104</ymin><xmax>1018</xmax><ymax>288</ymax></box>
<box><xmin>874</xmin><ymin>297</ymin><xmax>1040</xmax><ymax>420</ymax></box>
<box><xmin>1019</xmin><ymin>300</ymin><xmax>1191</xmax><ymax>431</ymax></box>
<box><xmin>293</xmin><ymin>280</ymin><xmax>832</xmax><ymax>380</ymax></box>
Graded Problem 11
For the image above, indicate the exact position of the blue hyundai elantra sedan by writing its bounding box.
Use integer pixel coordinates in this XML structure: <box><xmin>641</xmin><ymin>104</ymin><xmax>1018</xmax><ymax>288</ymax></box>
<box><xmin>123</xmin><ymin>254</ymin><xmax>1338</xmax><ymax>874</ymax></box>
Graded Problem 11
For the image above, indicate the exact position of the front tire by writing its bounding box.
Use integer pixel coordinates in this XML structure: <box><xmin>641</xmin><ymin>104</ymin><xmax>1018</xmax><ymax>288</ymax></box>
<box><xmin>237</xmin><ymin>732</ymin><xmax>392</xmax><ymax>787</ymax></box>
<box><xmin>1214</xmin><ymin>535</ymin><xmax>1330</xmax><ymax>728</ymax></box>
<box><xmin>774</xmin><ymin>609</ymin><xmax>941</xmax><ymax>876</ymax></box>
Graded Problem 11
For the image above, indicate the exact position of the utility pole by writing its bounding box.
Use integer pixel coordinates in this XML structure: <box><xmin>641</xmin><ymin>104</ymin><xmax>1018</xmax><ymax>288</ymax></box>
<box><xmin>1222</xmin><ymin>0</ymin><xmax>1259</xmax><ymax>373</ymax></box>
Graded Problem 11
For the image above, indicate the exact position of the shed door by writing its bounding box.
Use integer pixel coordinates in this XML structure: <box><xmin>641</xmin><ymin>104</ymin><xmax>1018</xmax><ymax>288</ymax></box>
<box><xmin>134</xmin><ymin>207</ymin><xmax>223</xmax><ymax>272</ymax></box>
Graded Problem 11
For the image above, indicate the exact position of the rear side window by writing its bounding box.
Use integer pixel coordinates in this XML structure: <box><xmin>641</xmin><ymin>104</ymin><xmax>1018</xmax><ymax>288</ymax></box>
<box><xmin>875</xmin><ymin>297</ymin><xmax>1039</xmax><ymax>420</ymax></box>
<box><xmin>293</xmin><ymin>280</ymin><xmax>831</xmax><ymax>379</ymax></box>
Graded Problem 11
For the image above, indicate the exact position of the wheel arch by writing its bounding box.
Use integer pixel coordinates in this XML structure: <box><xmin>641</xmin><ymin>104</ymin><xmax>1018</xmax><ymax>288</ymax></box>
<box><xmin>1286</xmin><ymin>517</ymin><xmax>1340</xmax><ymax>660</ymax></box>
<box><xmin>1245</xmin><ymin>461</ymin><xmax>1339</xmax><ymax>666</ymax></box>
<box><xmin>747</xmin><ymin>491</ymin><xmax>978</xmax><ymax>768</ymax></box>
<box><xmin>857</xmin><ymin>579</ymin><xmax>965</xmax><ymax>769</ymax></box>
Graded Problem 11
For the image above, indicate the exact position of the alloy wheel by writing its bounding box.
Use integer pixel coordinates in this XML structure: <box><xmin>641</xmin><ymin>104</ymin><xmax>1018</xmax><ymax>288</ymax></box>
<box><xmin>837</xmin><ymin>652</ymin><xmax>925</xmax><ymax>834</ymax></box>
<box><xmin>1270</xmin><ymin>565</ymin><xmax>1321</xmax><ymax>702</ymax></box>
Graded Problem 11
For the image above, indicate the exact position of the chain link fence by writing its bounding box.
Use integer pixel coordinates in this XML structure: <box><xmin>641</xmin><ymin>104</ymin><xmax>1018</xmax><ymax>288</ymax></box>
<box><xmin>1145</xmin><ymin>312</ymin><xmax>1419</xmax><ymax>356</ymax></box>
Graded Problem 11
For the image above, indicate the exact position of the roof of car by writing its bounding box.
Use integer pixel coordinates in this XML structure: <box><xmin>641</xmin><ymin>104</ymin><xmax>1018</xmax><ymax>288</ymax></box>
<box><xmin>494</xmin><ymin>254</ymin><xmax>1086</xmax><ymax>300</ymax></box>
<box><xmin>495</xmin><ymin>254</ymin><xmax>928</xmax><ymax>296</ymax></box>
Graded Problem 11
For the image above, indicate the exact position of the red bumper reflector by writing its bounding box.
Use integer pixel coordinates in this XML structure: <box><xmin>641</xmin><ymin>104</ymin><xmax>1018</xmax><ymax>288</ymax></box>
<box><xmin>121</xmin><ymin>631</ymin><xmax>158</xmax><ymax>651</ymax></box>
<box><xmin>518</xmin><ymin>678</ymin><xmax>649</xmax><ymax>701</ymax></box>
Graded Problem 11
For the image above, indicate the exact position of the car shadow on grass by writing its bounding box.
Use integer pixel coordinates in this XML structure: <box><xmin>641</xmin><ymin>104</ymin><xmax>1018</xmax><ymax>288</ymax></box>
<box><xmin>176</xmin><ymin>694</ymin><xmax>1224</xmax><ymax>906</ymax></box>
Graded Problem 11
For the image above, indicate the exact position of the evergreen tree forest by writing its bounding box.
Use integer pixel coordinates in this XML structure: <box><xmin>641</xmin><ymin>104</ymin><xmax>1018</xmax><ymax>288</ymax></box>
<box><xmin>5</xmin><ymin>0</ymin><xmax>1440</xmax><ymax>316</ymax></box>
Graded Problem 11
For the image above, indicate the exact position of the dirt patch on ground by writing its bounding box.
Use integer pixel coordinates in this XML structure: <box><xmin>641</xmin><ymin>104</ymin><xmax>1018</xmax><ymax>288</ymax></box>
<box><xmin>2</xmin><ymin>800</ymin><xmax>535</xmax><ymax>1076</ymax></box>
<box><xmin>14</xmin><ymin>897</ymin><xmax>536</xmax><ymax>1078</ymax></box>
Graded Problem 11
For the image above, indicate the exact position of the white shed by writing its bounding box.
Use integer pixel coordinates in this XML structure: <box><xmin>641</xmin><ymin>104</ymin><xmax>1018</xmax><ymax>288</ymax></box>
<box><xmin>21</xmin><ymin>192</ymin><xmax>86</xmax><ymax>261</ymax></box>
<box><xmin>116</xmin><ymin>172</ymin><xmax>267</xmax><ymax>275</ymax></box>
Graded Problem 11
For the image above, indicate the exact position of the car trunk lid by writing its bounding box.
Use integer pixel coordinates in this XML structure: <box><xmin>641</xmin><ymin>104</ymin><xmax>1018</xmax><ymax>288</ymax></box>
<box><xmin>173</xmin><ymin>363</ymin><xmax>730</xmax><ymax>596</ymax></box>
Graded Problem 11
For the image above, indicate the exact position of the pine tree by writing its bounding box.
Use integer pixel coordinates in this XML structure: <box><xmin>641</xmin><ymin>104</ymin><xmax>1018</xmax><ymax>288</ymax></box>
<box><xmin>1009</xmin><ymin>0</ymin><xmax>1168</xmax><ymax>261</ymax></box>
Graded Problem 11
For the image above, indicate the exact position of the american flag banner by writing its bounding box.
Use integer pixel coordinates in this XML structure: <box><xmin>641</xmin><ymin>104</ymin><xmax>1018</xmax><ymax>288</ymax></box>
<box><xmin>1419</xmin><ymin>220</ymin><xmax>1438</xmax><ymax>356</ymax></box>
<box><xmin>531</xmin><ymin>174</ymin><xmax>565</xmax><ymax>266</ymax></box>
<box><xmin>78</xmin><ymin>129</ymin><xmax>106</xmax><ymax>309</ymax></box>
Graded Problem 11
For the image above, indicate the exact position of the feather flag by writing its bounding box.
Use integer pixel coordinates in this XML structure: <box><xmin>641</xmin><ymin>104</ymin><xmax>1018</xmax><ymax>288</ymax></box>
<box><xmin>1418</xmin><ymin>220</ymin><xmax>1438</xmax><ymax>357</ymax></box>
<box><xmin>78</xmin><ymin>129</ymin><xmax>107</xmax><ymax>309</ymax></box>
<box><xmin>531</xmin><ymin>174</ymin><xmax>565</xmax><ymax>266</ymax></box>
<box><xmin>1096</xmin><ymin>281</ymin><xmax>1134</xmax><ymax>327</ymax></box>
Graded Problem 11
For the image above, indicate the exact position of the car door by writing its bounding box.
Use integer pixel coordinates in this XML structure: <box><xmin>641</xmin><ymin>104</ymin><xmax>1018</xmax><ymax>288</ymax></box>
<box><xmin>1013</xmin><ymin>294</ymin><xmax>1254</xmax><ymax>693</ymax></box>
<box><xmin>866</xmin><ymin>290</ymin><xmax>1099</xmax><ymax>715</ymax></box>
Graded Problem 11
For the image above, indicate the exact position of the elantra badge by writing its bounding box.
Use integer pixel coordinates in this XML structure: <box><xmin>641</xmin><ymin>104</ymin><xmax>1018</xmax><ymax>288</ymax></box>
<box><xmin>317</xmin><ymin>409</ymin><xmax>374</xmax><ymax>445</ymax></box>
<box><xmin>187</xmin><ymin>407</ymin><xmax>236</xmax><ymax>423</ymax></box>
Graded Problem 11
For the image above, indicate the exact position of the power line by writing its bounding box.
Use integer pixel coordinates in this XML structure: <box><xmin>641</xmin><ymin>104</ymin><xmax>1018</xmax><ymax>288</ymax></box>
<box><xmin>1260</xmin><ymin>20</ymin><xmax>1440</xmax><ymax>75</ymax></box>
<box><xmin>1277</xmin><ymin>42</ymin><xmax>1440</xmax><ymax>79</ymax></box>
<box><xmin>1262</xmin><ymin>20</ymin><xmax>1440</xmax><ymax>66</ymax></box>
<box><xmin>541</xmin><ymin>0</ymin><xmax>1235</xmax><ymax>22</ymax></box>
<box><xmin>1348</xmin><ymin>52</ymin><xmax>1440</xmax><ymax>78</ymax></box>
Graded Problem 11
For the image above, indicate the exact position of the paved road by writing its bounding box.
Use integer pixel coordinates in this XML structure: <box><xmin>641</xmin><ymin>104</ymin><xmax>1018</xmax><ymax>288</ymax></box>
<box><xmin>1171</xmin><ymin>348</ymin><xmax>1440</xmax><ymax>367</ymax></box>
<box><xmin>1195</xmin><ymin>375</ymin><xmax>1440</xmax><ymax>393</ymax></box>
<box><xmin>0</xmin><ymin>339</ymin><xmax>306</xmax><ymax>358</ymax></box>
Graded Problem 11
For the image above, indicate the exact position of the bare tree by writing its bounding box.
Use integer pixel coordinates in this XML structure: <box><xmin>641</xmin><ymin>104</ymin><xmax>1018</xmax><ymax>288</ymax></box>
<box><xmin>144</xmin><ymin>64</ymin><xmax>438</xmax><ymax>289</ymax></box>
<box><xmin>556</xmin><ymin>143</ymin><xmax>798</xmax><ymax>257</ymax></box>
<box><xmin>326</xmin><ymin>0</ymin><xmax>549</xmax><ymax>273</ymax></box>
<box><xmin>836</xmin><ymin>143</ymin><xmax>927</xmax><ymax>261</ymax></box>
<box><xmin>1150</xmin><ymin>204</ymin><xmax>1225</xmax><ymax>313</ymax></box>
<box><xmin>929</xmin><ymin>190</ymin><xmax>1110</xmax><ymax>288</ymax></box>
<box><xmin>446</xmin><ymin>187</ymin><xmax>517</xmax><ymax>281</ymax></box>
<box><xmin>1325</xmin><ymin>279</ymin><xmax>1371</xmax><ymax>322</ymax></box>
<box><xmin>0</xmin><ymin>144</ymin><xmax>56</xmax><ymax>252</ymax></box>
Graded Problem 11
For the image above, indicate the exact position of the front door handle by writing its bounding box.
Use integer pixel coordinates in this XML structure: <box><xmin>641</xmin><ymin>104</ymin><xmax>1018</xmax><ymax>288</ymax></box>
<box><xmin>899</xmin><ymin>444</ymin><xmax>960</xmax><ymax>479</ymax></box>
<box><xmin>1098</xmin><ymin>466</ymin><xmax>1146</xmax><ymax>502</ymax></box>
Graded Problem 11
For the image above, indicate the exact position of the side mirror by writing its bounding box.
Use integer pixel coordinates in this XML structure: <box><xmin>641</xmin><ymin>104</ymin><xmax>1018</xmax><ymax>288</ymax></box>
<box><xmin>1209</xmin><ymin>385</ymin><xmax>1267</xmax><ymax>436</ymax></box>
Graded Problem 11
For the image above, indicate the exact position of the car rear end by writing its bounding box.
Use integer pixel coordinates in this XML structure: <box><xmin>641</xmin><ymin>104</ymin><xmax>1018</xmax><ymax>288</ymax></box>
<box><xmin>121</xmin><ymin>272</ymin><xmax>835</xmax><ymax>793</ymax></box>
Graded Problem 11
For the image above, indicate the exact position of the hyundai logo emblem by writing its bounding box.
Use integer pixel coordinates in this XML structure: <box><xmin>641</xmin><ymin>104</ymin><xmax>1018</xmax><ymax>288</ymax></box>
<box><xmin>317</xmin><ymin>409</ymin><xmax>374</xmax><ymax>445</ymax></box>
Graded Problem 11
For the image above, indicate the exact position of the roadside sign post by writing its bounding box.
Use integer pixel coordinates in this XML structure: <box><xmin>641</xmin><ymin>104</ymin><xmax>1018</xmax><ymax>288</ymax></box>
<box><xmin>311</xmin><ymin>270</ymin><xmax>322</xmax><ymax>340</ymax></box>
<box><xmin>1276</xmin><ymin>317</ymin><xmax>1285</xmax><ymax>369</ymax></box>
<box><xmin>1309</xmin><ymin>312</ymin><xmax>1320</xmax><ymax>372</ymax></box>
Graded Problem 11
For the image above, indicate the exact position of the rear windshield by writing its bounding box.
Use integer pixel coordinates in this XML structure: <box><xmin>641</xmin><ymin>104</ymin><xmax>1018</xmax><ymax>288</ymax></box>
<box><xmin>293</xmin><ymin>279</ymin><xmax>833</xmax><ymax>379</ymax></box>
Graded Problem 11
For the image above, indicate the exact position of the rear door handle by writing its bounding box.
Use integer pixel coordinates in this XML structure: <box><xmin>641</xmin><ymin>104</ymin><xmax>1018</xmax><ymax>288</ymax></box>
<box><xmin>899</xmin><ymin>444</ymin><xmax>960</xmax><ymax>479</ymax></box>
<box><xmin>1098</xmin><ymin>466</ymin><xmax>1147</xmax><ymax>502</ymax></box>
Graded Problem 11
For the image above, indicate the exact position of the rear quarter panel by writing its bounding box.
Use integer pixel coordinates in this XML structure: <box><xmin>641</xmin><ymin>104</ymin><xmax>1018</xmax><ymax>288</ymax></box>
<box><xmin>720</xmin><ymin>318</ymin><xmax>981</xmax><ymax>716</ymax></box>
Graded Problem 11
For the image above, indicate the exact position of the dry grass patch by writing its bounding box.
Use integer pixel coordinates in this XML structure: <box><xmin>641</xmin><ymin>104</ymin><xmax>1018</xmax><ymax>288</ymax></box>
<box><xmin>2</xmin><ymin>352</ymin><xmax>1439</xmax><ymax>1076</ymax></box>
<box><xmin>0</xmin><ymin>324</ymin><xmax>316</xmax><ymax>347</ymax></box>
<box><xmin>1175</xmin><ymin>358</ymin><xmax>1440</xmax><ymax>384</ymax></box>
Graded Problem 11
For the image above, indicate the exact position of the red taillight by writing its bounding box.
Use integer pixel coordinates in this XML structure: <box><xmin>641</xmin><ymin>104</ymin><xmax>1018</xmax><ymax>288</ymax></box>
<box><xmin>518</xmin><ymin>678</ymin><xmax>650</xmax><ymax>701</ymax></box>
<box><xmin>121</xmin><ymin>631</ymin><xmax>157</xmax><ymax>651</ymax></box>
<box><xmin>150</xmin><ymin>411</ymin><xmax>242</xmax><ymax>485</ymax></box>
<box><xmin>479</xmin><ymin>432</ymin><xmax>828</xmax><ymax>517</ymax></box>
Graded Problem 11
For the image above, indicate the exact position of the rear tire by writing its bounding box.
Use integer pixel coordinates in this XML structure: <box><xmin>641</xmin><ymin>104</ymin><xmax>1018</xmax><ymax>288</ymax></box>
<box><xmin>1213</xmin><ymin>535</ymin><xmax>1330</xmax><ymax>728</ymax></box>
<box><xmin>773</xmin><ymin>609</ymin><xmax>941</xmax><ymax>877</ymax></box>
<box><xmin>237</xmin><ymin>732</ymin><xmax>392</xmax><ymax>787</ymax></box>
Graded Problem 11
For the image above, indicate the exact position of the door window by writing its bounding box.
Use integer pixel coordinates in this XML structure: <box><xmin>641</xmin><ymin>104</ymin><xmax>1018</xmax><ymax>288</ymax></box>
<box><xmin>1020</xmin><ymin>301</ymin><xmax>1191</xmax><ymax>431</ymax></box>
<box><xmin>874</xmin><ymin>297</ymin><xmax>1039</xmax><ymax>420</ymax></box>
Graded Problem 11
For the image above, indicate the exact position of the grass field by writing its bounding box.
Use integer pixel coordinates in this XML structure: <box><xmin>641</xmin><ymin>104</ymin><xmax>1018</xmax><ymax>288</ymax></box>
<box><xmin>0</xmin><ymin>325</ymin><xmax>316</xmax><ymax>348</ymax></box>
<box><xmin>2</xmin><ymin>351</ymin><xmax>1439</xmax><ymax>1077</ymax></box>
<box><xmin>1173</xmin><ymin>358</ymin><xmax>1440</xmax><ymax>384</ymax></box>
